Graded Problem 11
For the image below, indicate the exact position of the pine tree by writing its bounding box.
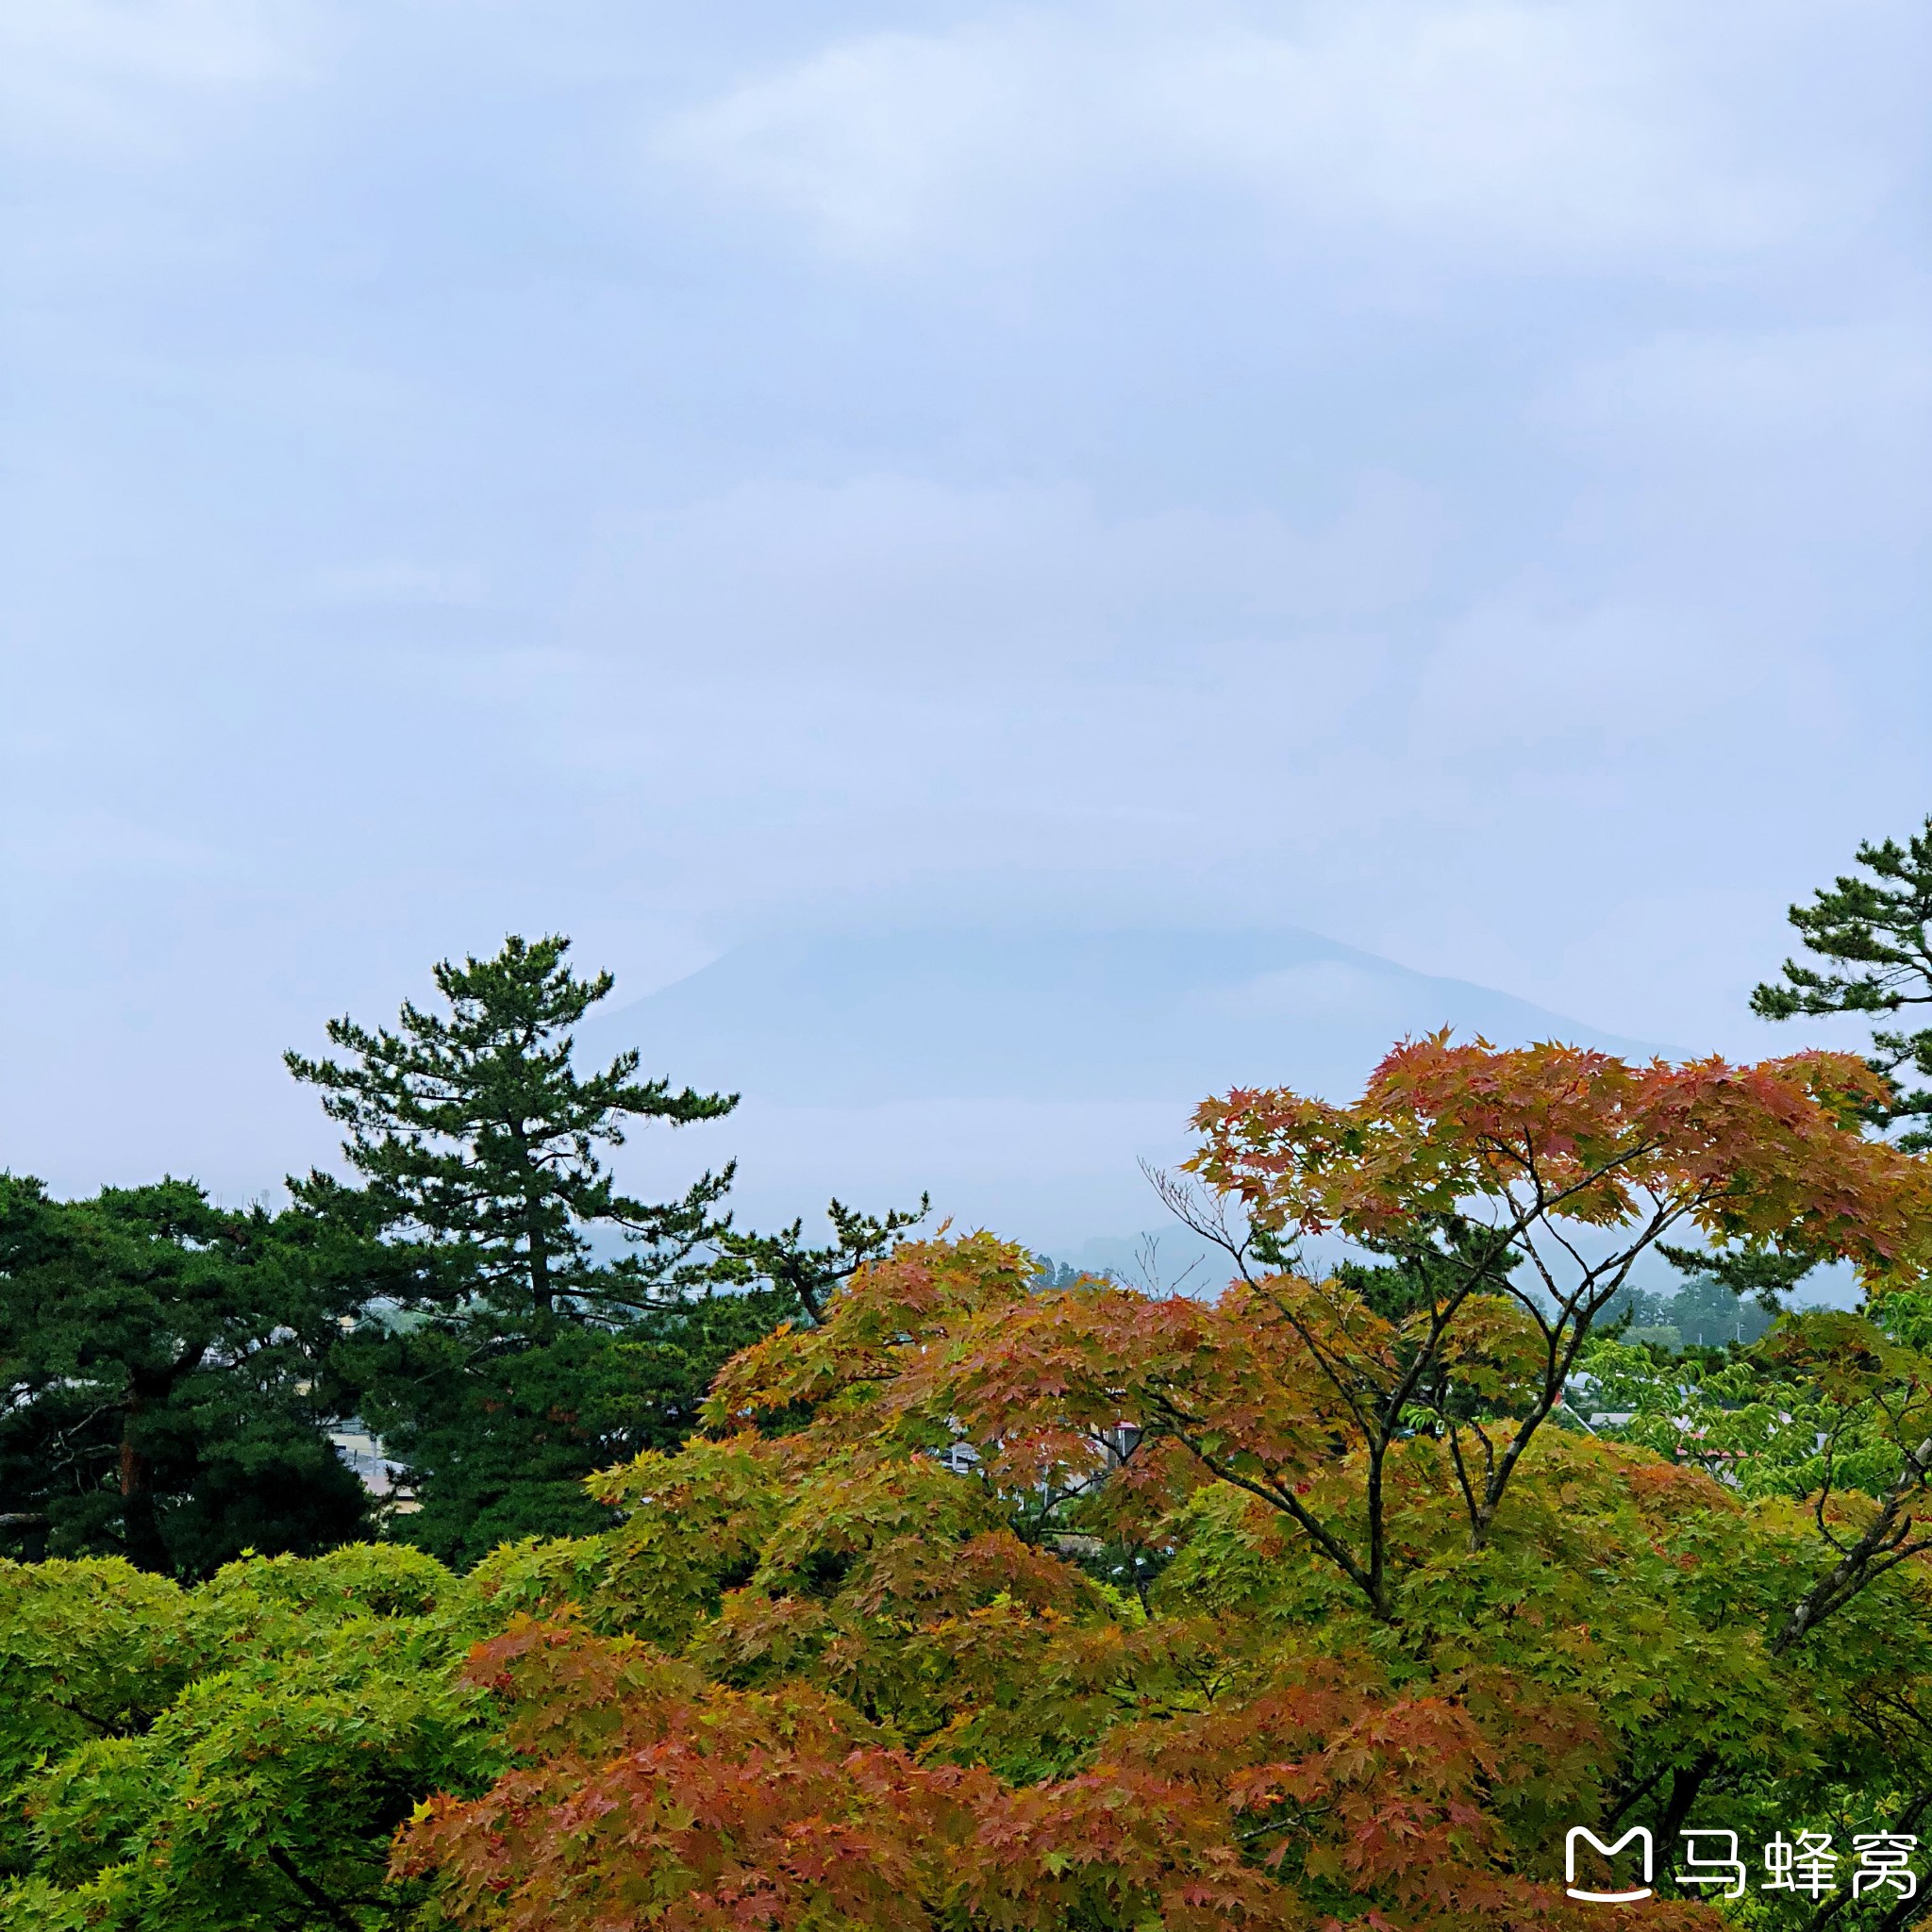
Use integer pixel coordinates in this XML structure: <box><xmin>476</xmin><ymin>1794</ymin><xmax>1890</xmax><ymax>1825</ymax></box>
<box><xmin>286</xmin><ymin>934</ymin><xmax>737</xmax><ymax>1324</ymax></box>
<box><xmin>1752</xmin><ymin>815</ymin><xmax>1932</xmax><ymax>1146</ymax></box>
<box><xmin>713</xmin><ymin>1193</ymin><xmax>929</xmax><ymax>1324</ymax></box>
<box><xmin>0</xmin><ymin>1174</ymin><xmax>377</xmax><ymax>1574</ymax></box>
<box><xmin>288</xmin><ymin>935</ymin><xmax>773</xmax><ymax>1562</ymax></box>
<box><xmin>289</xmin><ymin>935</ymin><xmax>933</xmax><ymax>1563</ymax></box>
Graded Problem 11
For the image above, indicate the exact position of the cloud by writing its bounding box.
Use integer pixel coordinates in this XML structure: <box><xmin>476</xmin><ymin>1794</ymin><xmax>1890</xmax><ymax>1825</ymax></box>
<box><xmin>542</xmin><ymin>468</ymin><xmax>1843</xmax><ymax>843</ymax></box>
<box><xmin>308</xmin><ymin>561</ymin><xmax>493</xmax><ymax>610</ymax></box>
<box><xmin>1541</xmin><ymin>322</ymin><xmax>1932</xmax><ymax>452</ymax></box>
<box><xmin>4</xmin><ymin>0</ymin><xmax>1924</xmax><ymax>1219</ymax></box>
<box><xmin>0</xmin><ymin>806</ymin><xmax>228</xmax><ymax>882</ymax></box>
<box><xmin>0</xmin><ymin>0</ymin><xmax>313</xmax><ymax>154</ymax></box>
<box><xmin>566</xmin><ymin>469</ymin><xmax>1444</xmax><ymax>679</ymax></box>
<box><xmin>655</xmin><ymin>0</ymin><xmax>1840</xmax><ymax>265</ymax></box>
<box><xmin>1405</xmin><ymin>598</ymin><xmax>1765</xmax><ymax>756</ymax></box>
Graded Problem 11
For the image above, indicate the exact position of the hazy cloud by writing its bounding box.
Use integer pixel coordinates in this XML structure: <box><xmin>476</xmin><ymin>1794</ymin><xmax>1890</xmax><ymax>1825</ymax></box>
<box><xmin>658</xmin><ymin>1</ymin><xmax>1871</xmax><ymax>263</ymax></box>
<box><xmin>567</xmin><ymin>471</ymin><xmax>1446</xmax><ymax>676</ymax></box>
<box><xmin>0</xmin><ymin>0</ymin><xmax>315</xmax><ymax>153</ymax></box>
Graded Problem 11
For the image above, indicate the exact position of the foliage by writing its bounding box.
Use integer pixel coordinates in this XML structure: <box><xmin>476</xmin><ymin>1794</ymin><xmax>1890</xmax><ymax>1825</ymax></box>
<box><xmin>1032</xmin><ymin>1255</ymin><xmax>1087</xmax><ymax>1290</ymax></box>
<box><xmin>1657</xmin><ymin>1241</ymin><xmax>1824</xmax><ymax>1316</ymax></box>
<box><xmin>389</xmin><ymin>1041</ymin><xmax>1932</xmax><ymax>1931</ymax></box>
<box><xmin>1604</xmin><ymin>1276</ymin><xmax>1770</xmax><ymax>1355</ymax></box>
<box><xmin>9</xmin><ymin>1025</ymin><xmax>1932</xmax><ymax>1928</ymax></box>
<box><xmin>712</xmin><ymin>1193</ymin><xmax>931</xmax><ymax>1324</ymax></box>
<box><xmin>0</xmin><ymin>1174</ymin><xmax>381</xmax><ymax>1576</ymax></box>
<box><xmin>1576</xmin><ymin>1326</ymin><xmax>1897</xmax><ymax>1501</ymax></box>
<box><xmin>0</xmin><ymin>1544</ymin><xmax>498</xmax><ymax>1931</ymax></box>
<box><xmin>1163</xmin><ymin>1035</ymin><xmax>1927</xmax><ymax>1610</ymax></box>
<box><xmin>286</xmin><ymin>933</ymin><xmax>785</xmax><ymax>1560</ymax></box>
<box><xmin>1752</xmin><ymin>815</ymin><xmax>1932</xmax><ymax>1148</ymax></box>
<box><xmin>345</xmin><ymin>1289</ymin><xmax>802</xmax><ymax>1569</ymax></box>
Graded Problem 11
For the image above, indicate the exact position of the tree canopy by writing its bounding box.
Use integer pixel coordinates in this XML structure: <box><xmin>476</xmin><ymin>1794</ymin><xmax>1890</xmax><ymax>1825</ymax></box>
<box><xmin>386</xmin><ymin>1041</ymin><xmax>1932</xmax><ymax>1929</ymax></box>
<box><xmin>285</xmin><ymin>932</ymin><xmax>739</xmax><ymax>1323</ymax></box>
<box><xmin>286</xmin><ymin>933</ymin><xmax>924</xmax><ymax>1565</ymax></box>
<box><xmin>0</xmin><ymin>1176</ymin><xmax>379</xmax><ymax>1576</ymax></box>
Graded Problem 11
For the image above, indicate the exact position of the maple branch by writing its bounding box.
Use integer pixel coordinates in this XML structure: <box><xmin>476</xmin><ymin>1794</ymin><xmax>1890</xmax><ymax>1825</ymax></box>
<box><xmin>1658</xmin><ymin>1449</ymin><xmax>1932</xmax><ymax>1842</ymax></box>
<box><xmin>1463</xmin><ymin>1191</ymin><xmax>1698</xmax><ymax>1545</ymax></box>
<box><xmin>1798</xmin><ymin>1786</ymin><xmax>1932</xmax><ymax>1932</ymax></box>
<box><xmin>1288</xmin><ymin>1242</ymin><xmax>1508</xmax><ymax>1589</ymax></box>
<box><xmin>1486</xmin><ymin>1132</ymin><xmax>1667</xmax><ymax>1234</ymax></box>
<box><xmin>1442</xmin><ymin>1422</ymin><xmax>1483</xmax><ymax>1533</ymax></box>
<box><xmin>1774</xmin><ymin>1435</ymin><xmax>1932</xmax><ymax>1654</ymax></box>
<box><xmin>1154</xmin><ymin>1164</ymin><xmax>1475</xmax><ymax>1607</ymax></box>
<box><xmin>1244</xmin><ymin>1274</ymin><xmax>1381</xmax><ymax>1443</ymax></box>
<box><xmin>1657</xmin><ymin>1747</ymin><xmax>1720</xmax><ymax>1846</ymax></box>
<box><xmin>1810</xmin><ymin>1424</ymin><xmax>1855</xmax><ymax>1556</ymax></box>
<box><xmin>264</xmin><ymin>1844</ymin><xmax>360</xmax><ymax>1932</ymax></box>
<box><xmin>1143</xmin><ymin>1163</ymin><xmax>1268</xmax><ymax>1284</ymax></box>
<box><xmin>1148</xmin><ymin>1392</ymin><xmax>1388</xmax><ymax>1618</ymax></box>
<box><xmin>1599</xmin><ymin>1757</ymin><xmax>1674</xmax><ymax>1829</ymax></box>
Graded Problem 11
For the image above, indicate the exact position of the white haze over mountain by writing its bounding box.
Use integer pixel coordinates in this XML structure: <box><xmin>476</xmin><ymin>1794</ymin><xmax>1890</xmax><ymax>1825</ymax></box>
<box><xmin>574</xmin><ymin>924</ymin><xmax>1658</xmax><ymax>1253</ymax></box>
<box><xmin>577</xmin><ymin>926</ymin><xmax>1856</xmax><ymax>1301</ymax></box>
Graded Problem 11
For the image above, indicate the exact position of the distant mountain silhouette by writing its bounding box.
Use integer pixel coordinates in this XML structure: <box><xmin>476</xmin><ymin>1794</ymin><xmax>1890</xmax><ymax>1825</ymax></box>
<box><xmin>576</xmin><ymin>925</ymin><xmax>1659</xmax><ymax>1108</ymax></box>
<box><xmin>567</xmin><ymin>926</ymin><xmax>1833</xmax><ymax>1284</ymax></box>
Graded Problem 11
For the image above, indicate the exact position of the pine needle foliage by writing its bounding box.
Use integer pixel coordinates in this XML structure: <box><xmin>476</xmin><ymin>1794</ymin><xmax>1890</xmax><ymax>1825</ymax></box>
<box><xmin>1753</xmin><ymin>817</ymin><xmax>1932</xmax><ymax>1147</ymax></box>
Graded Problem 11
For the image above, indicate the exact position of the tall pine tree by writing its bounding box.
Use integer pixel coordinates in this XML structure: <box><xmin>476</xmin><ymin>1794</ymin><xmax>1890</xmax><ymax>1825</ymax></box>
<box><xmin>286</xmin><ymin>934</ymin><xmax>738</xmax><ymax>1324</ymax></box>
<box><xmin>289</xmin><ymin>934</ymin><xmax>910</xmax><ymax>1564</ymax></box>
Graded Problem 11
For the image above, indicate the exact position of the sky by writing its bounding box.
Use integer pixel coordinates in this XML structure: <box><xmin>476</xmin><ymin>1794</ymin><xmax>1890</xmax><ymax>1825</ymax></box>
<box><xmin>3</xmin><ymin>0</ymin><xmax>1929</xmax><ymax>1231</ymax></box>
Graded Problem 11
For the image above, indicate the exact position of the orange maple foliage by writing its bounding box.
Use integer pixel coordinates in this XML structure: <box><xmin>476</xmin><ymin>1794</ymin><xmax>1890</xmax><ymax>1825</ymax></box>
<box><xmin>1190</xmin><ymin>1038</ymin><xmax>1921</xmax><ymax>1266</ymax></box>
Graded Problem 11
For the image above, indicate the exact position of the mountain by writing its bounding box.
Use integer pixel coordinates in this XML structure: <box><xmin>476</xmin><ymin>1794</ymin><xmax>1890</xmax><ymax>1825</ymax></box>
<box><xmin>577</xmin><ymin>925</ymin><xmax>1657</xmax><ymax>1107</ymax></box>
<box><xmin>573</xmin><ymin>926</ymin><xmax>1660</xmax><ymax>1253</ymax></box>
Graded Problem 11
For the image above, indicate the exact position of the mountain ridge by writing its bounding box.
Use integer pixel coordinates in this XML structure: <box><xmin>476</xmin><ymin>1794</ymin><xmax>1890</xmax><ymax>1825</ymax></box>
<box><xmin>575</xmin><ymin>924</ymin><xmax>1663</xmax><ymax>1108</ymax></box>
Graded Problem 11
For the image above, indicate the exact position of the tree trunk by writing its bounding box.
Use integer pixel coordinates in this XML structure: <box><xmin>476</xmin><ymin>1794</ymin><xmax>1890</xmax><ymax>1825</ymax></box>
<box><xmin>118</xmin><ymin>1414</ymin><xmax>169</xmax><ymax>1574</ymax></box>
<box><xmin>118</xmin><ymin>1353</ymin><xmax>200</xmax><ymax>1574</ymax></box>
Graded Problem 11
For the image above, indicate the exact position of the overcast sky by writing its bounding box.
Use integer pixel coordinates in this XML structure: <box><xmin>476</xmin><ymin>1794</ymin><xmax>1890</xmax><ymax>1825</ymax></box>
<box><xmin>3</xmin><ymin>0</ymin><xmax>1928</xmax><ymax>1208</ymax></box>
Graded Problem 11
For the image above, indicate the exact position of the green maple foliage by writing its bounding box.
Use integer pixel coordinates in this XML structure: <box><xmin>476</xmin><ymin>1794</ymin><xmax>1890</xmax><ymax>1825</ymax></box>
<box><xmin>0</xmin><ymin>1544</ymin><xmax>499</xmax><ymax>1930</ymax></box>
<box><xmin>1753</xmin><ymin>815</ymin><xmax>1932</xmax><ymax>1147</ymax></box>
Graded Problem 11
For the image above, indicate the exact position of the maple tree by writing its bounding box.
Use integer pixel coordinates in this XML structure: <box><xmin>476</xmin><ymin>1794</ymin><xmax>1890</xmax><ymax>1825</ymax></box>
<box><xmin>381</xmin><ymin>1039</ymin><xmax>1932</xmax><ymax>1932</ymax></box>
<box><xmin>0</xmin><ymin>1544</ymin><xmax>499</xmax><ymax>1930</ymax></box>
